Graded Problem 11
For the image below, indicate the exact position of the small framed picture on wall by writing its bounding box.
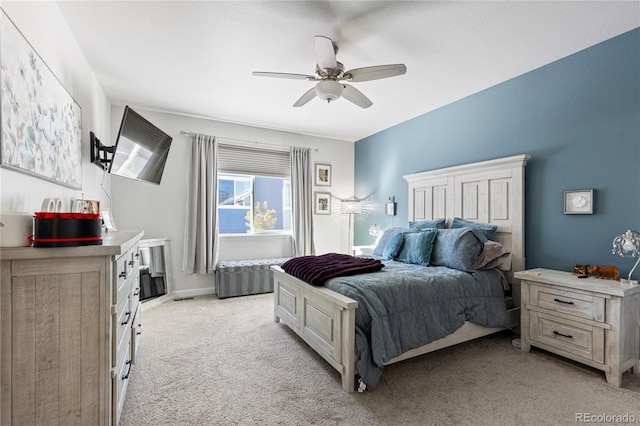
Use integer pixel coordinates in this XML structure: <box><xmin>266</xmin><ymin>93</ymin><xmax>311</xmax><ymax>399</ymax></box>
<box><xmin>563</xmin><ymin>189</ymin><xmax>594</xmax><ymax>214</ymax></box>
<box><xmin>314</xmin><ymin>192</ymin><xmax>331</xmax><ymax>215</ymax></box>
<box><xmin>315</xmin><ymin>164</ymin><xmax>331</xmax><ymax>186</ymax></box>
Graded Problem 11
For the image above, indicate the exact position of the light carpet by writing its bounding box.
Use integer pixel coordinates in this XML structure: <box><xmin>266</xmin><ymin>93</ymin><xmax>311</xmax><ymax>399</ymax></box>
<box><xmin>121</xmin><ymin>294</ymin><xmax>640</xmax><ymax>426</ymax></box>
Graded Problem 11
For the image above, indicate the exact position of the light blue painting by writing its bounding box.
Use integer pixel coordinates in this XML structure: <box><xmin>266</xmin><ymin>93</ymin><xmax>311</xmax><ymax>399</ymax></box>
<box><xmin>1</xmin><ymin>10</ymin><xmax>82</xmax><ymax>189</ymax></box>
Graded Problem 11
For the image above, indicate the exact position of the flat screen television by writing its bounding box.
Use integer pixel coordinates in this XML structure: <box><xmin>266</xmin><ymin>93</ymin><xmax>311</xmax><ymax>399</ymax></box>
<box><xmin>109</xmin><ymin>106</ymin><xmax>172</xmax><ymax>185</ymax></box>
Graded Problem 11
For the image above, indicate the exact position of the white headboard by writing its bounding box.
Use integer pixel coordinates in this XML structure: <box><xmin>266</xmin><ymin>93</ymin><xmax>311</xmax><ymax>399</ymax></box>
<box><xmin>403</xmin><ymin>154</ymin><xmax>530</xmax><ymax>289</ymax></box>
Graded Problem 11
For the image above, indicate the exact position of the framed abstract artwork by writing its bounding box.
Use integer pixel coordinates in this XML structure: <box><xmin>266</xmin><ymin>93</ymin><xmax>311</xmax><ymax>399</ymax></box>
<box><xmin>0</xmin><ymin>10</ymin><xmax>82</xmax><ymax>189</ymax></box>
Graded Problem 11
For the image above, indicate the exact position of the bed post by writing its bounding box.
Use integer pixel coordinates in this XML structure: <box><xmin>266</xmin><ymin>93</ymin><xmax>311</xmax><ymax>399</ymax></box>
<box><xmin>341</xmin><ymin>307</ymin><xmax>356</xmax><ymax>392</ymax></box>
<box><xmin>273</xmin><ymin>274</ymin><xmax>281</xmax><ymax>323</ymax></box>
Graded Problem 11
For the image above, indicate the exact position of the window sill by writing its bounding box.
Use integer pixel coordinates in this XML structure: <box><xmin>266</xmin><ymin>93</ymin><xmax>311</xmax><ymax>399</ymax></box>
<box><xmin>220</xmin><ymin>233</ymin><xmax>292</xmax><ymax>240</ymax></box>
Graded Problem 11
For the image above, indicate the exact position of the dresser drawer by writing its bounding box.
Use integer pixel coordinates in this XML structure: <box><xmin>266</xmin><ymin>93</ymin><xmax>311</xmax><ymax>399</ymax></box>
<box><xmin>131</xmin><ymin>272</ymin><xmax>141</xmax><ymax>308</ymax></box>
<box><xmin>115</xmin><ymin>322</ymin><xmax>131</xmax><ymax>379</ymax></box>
<box><xmin>529</xmin><ymin>284</ymin><xmax>605</xmax><ymax>322</ymax></box>
<box><xmin>114</xmin><ymin>254</ymin><xmax>129</xmax><ymax>302</ymax></box>
<box><xmin>114</xmin><ymin>294</ymin><xmax>132</xmax><ymax>364</ymax></box>
<box><xmin>131</xmin><ymin>302</ymin><xmax>142</xmax><ymax>364</ymax></box>
<box><xmin>113</xmin><ymin>243</ymin><xmax>140</xmax><ymax>302</ymax></box>
<box><xmin>529</xmin><ymin>311</ymin><xmax>604</xmax><ymax>363</ymax></box>
<box><xmin>113</xmin><ymin>343</ymin><xmax>132</xmax><ymax>425</ymax></box>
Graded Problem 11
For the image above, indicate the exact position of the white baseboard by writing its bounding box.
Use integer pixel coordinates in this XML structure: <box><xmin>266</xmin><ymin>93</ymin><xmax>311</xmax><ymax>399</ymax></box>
<box><xmin>141</xmin><ymin>288</ymin><xmax>217</xmax><ymax>312</ymax></box>
<box><xmin>172</xmin><ymin>287</ymin><xmax>217</xmax><ymax>300</ymax></box>
<box><xmin>141</xmin><ymin>294</ymin><xmax>173</xmax><ymax>311</ymax></box>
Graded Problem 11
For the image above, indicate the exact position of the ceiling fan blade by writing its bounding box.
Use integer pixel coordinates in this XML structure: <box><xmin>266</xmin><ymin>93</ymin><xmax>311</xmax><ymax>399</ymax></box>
<box><xmin>252</xmin><ymin>71</ymin><xmax>315</xmax><ymax>80</ymax></box>
<box><xmin>342</xmin><ymin>84</ymin><xmax>373</xmax><ymax>109</ymax></box>
<box><xmin>343</xmin><ymin>64</ymin><xmax>407</xmax><ymax>82</ymax></box>
<box><xmin>293</xmin><ymin>87</ymin><xmax>317</xmax><ymax>107</ymax></box>
<box><xmin>315</xmin><ymin>35</ymin><xmax>337</xmax><ymax>70</ymax></box>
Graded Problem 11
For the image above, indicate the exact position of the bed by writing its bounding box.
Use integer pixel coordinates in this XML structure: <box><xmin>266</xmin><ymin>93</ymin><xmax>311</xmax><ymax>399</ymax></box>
<box><xmin>272</xmin><ymin>154</ymin><xmax>530</xmax><ymax>392</ymax></box>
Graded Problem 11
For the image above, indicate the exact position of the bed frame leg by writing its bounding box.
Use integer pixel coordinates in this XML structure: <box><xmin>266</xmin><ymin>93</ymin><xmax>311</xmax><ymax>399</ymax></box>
<box><xmin>342</xmin><ymin>370</ymin><xmax>355</xmax><ymax>393</ymax></box>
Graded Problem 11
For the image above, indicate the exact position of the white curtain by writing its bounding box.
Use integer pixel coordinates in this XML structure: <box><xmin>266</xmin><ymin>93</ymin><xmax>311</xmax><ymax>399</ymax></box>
<box><xmin>182</xmin><ymin>133</ymin><xmax>219</xmax><ymax>274</ymax></box>
<box><xmin>290</xmin><ymin>147</ymin><xmax>314</xmax><ymax>256</ymax></box>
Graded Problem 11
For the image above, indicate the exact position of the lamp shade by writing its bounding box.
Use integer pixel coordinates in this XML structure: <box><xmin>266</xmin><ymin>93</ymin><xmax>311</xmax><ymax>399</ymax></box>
<box><xmin>316</xmin><ymin>80</ymin><xmax>344</xmax><ymax>103</ymax></box>
<box><xmin>369</xmin><ymin>223</ymin><xmax>382</xmax><ymax>237</ymax></box>
<box><xmin>612</xmin><ymin>229</ymin><xmax>640</xmax><ymax>284</ymax></box>
<box><xmin>340</xmin><ymin>199</ymin><xmax>362</xmax><ymax>215</ymax></box>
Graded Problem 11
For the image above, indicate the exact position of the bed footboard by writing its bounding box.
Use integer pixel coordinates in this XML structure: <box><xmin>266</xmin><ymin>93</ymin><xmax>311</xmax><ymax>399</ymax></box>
<box><xmin>271</xmin><ymin>265</ymin><xmax>358</xmax><ymax>392</ymax></box>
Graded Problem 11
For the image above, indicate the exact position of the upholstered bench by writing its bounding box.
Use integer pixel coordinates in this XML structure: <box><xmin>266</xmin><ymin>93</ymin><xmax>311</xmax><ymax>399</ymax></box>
<box><xmin>215</xmin><ymin>257</ymin><xmax>291</xmax><ymax>299</ymax></box>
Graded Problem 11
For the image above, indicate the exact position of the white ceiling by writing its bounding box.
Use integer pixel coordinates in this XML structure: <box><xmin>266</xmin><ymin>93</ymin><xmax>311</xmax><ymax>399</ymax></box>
<box><xmin>56</xmin><ymin>1</ymin><xmax>639</xmax><ymax>142</ymax></box>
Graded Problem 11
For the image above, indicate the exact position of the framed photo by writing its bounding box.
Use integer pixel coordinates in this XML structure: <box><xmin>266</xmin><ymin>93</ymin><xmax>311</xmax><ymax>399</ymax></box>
<box><xmin>315</xmin><ymin>164</ymin><xmax>332</xmax><ymax>187</ymax></box>
<box><xmin>314</xmin><ymin>192</ymin><xmax>331</xmax><ymax>215</ymax></box>
<box><xmin>101</xmin><ymin>210</ymin><xmax>117</xmax><ymax>231</ymax></box>
<box><xmin>564</xmin><ymin>189</ymin><xmax>594</xmax><ymax>215</ymax></box>
<box><xmin>0</xmin><ymin>10</ymin><xmax>82</xmax><ymax>189</ymax></box>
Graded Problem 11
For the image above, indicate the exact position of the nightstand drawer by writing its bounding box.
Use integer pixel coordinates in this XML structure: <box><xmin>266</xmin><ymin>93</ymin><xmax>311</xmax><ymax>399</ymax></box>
<box><xmin>530</xmin><ymin>311</ymin><xmax>604</xmax><ymax>363</ymax></box>
<box><xmin>529</xmin><ymin>284</ymin><xmax>605</xmax><ymax>322</ymax></box>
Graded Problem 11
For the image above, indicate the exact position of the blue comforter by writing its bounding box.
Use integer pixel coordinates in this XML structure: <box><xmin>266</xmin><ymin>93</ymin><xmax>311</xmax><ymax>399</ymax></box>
<box><xmin>323</xmin><ymin>260</ymin><xmax>509</xmax><ymax>388</ymax></box>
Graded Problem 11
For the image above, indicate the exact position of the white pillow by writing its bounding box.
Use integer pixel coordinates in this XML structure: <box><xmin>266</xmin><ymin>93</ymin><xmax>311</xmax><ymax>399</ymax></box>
<box><xmin>477</xmin><ymin>241</ymin><xmax>511</xmax><ymax>270</ymax></box>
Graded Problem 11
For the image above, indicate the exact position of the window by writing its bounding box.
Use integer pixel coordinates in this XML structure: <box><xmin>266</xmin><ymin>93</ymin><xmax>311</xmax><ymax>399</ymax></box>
<box><xmin>218</xmin><ymin>174</ymin><xmax>291</xmax><ymax>234</ymax></box>
<box><xmin>217</xmin><ymin>143</ymin><xmax>291</xmax><ymax>235</ymax></box>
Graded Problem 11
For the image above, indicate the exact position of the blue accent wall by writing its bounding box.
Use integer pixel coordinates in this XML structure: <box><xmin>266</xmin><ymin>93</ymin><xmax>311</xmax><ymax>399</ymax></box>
<box><xmin>355</xmin><ymin>28</ymin><xmax>640</xmax><ymax>277</ymax></box>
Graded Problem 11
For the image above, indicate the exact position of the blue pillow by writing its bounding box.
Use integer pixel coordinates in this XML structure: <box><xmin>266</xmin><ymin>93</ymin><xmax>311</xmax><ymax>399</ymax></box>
<box><xmin>451</xmin><ymin>217</ymin><xmax>497</xmax><ymax>240</ymax></box>
<box><xmin>408</xmin><ymin>218</ymin><xmax>446</xmax><ymax>230</ymax></box>
<box><xmin>372</xmin><ymin>227</ymin><xmax>419</xmax><ymax>257</ymax></box>
<box><xmin>382</xmin><ymin>232</ymin><xmax>405</xmax><ymax>260</ymax></box>
<box><xmin>395</xmin><ymin>229</ymin><xmax>438</xmax><ymax>266</ymax></box>
<box><xmin>430</xmin><ymin>228</ymin><xmax>486</xmax><ymax>272</ymax></box>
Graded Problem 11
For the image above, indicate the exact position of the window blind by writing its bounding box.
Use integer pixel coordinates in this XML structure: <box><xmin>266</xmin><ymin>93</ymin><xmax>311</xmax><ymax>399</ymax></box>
<box><xmin>217</xmin><ymin>144</ymin><xmax>290</xmax><ymax>178</ymax></box>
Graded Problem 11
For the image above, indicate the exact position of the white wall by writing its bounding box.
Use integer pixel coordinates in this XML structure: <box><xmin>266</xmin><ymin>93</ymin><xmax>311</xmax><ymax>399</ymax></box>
<box><xmin>0</xmin><ymin>2</ymin><xmax>355</xmax><ymax>298</ymax></box>
<box><xmin>0</xmin><ymin>3</ymin><xmax>112</xmax><ymax>215</ymax></box>
<box><xmin>110</xmin><ymin>106</ymin><xmax>354</xmax><ymax>298</ymax></box>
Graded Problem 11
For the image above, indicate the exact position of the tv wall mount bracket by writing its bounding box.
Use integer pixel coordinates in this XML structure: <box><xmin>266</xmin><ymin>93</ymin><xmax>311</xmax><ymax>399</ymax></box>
<box><xmin>90</xmin><ymin>131</ymin><xmax>114</xmax><ymax>170</ymax></box>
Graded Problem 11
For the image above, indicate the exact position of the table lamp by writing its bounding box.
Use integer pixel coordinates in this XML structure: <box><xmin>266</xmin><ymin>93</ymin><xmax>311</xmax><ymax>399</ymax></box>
<box><xmin>611</xmin><ymin>229</ymin><xmax>640</xmax><ymax>284</ymax></box>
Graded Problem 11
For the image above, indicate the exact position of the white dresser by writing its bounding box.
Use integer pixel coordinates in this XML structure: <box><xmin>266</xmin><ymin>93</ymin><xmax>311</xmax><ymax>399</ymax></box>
<box><xmin>1</xmin><ymin>230</ymin><xmax>143</xmax><ymax>425</ymax></box>
<box><xmin>516</xmin><ymin>268</ymin><xmax>640</xmax><ymax>387</ymax></box>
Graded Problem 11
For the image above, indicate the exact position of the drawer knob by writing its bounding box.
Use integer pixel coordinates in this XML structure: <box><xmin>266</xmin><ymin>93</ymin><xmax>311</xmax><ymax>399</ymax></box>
<box><xmin>553</xmin><ymin>298</ymin><xmax>574</xmax><ymax>305</ymax></box>
<box><xmin>119</xmin><ymin>271</ymin><xmax>127</xmax><ymax>278</ymax></box>
<box><xmin>128</xmin><ymin>260</ymin><xmax>135</xmax><ymax>266</ymax></box>
<box><xmin>553</xmin><ymin>330</ymin><xmax>573</xmax><ymax>339</ymax></box>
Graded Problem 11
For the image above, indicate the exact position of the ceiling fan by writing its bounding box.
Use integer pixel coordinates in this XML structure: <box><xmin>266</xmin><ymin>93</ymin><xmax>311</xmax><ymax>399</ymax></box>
<box><xmin>253</xmin><ymin>36</ymin><xmax>407</xmax><ymax>108</ymax></box>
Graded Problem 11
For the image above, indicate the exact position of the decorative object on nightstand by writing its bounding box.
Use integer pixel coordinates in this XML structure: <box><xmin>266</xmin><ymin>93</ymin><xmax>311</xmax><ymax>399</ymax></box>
<box><xmin>572</xmin><ymin>263</ymin><xmax>591</xmax><ymax>278</ymax></box>
<box><xmin>590</xmin><ymin>264</ymin><xmax>619</xmax><ymax>280</ymax></box>
<box><xmin>612</xmin><ymin>229</ymin><xmax>640</xmax><ymax>284</ymax></box>
<box><xmin>369</xmin><ymin>223</ymin><xmax>383</xmax><ymax>241</ymax></box>
<box><xmin>563</xmin><ymin>189</ymin><xmax>594</xmax><ymax>214</ymax></box>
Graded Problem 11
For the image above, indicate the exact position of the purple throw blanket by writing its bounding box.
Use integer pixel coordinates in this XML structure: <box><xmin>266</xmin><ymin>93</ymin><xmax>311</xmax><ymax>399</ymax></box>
<box><xmin>281</xmin><ymin>253</ymin><xmax>384</xmax><ymax>286</ymax></box>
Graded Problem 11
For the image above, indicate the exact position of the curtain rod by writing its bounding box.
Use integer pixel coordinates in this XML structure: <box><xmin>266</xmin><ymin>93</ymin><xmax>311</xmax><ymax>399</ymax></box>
<box><xmin>179</xmin><ymin>131</ymin><xmax>319</xmax><ymax>152</ymax></box>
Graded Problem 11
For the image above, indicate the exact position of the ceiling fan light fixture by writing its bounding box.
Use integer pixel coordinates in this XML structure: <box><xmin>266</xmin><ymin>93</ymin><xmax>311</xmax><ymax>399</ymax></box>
<box><xmin>315</xmin><ymin>80</ymin><xmax>344</xmax><ymax>103</ymax></box>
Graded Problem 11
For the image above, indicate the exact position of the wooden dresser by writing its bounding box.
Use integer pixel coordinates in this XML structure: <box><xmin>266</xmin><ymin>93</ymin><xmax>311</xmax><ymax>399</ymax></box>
<box><xmin>516</xmin><ymin>268</ymin><xmax>640</xmax><ymax>387</ymax></box>
<box><xmin>1</xmin><ymin>230</ymin><xmax>143</xmax><ymax>425</ymax></box>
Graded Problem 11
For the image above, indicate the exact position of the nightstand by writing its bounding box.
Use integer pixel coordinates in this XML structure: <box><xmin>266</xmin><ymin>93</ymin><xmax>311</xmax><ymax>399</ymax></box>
<box><xmin>515</xmin><ymin>268</ymin><xmax>640</xmax><ymax>387</ymax></box>
<box><xmin>352</xmin><ymin>245</ymin><xmax>375</xmax><ymax>257</ymax></box>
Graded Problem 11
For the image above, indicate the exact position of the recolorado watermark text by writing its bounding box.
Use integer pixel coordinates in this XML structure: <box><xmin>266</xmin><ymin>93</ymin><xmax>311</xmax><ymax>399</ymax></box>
<box><xmin>576</xmin><ymin>413</ymin><xmax>637</xmax><ymax>423</ymax></box>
